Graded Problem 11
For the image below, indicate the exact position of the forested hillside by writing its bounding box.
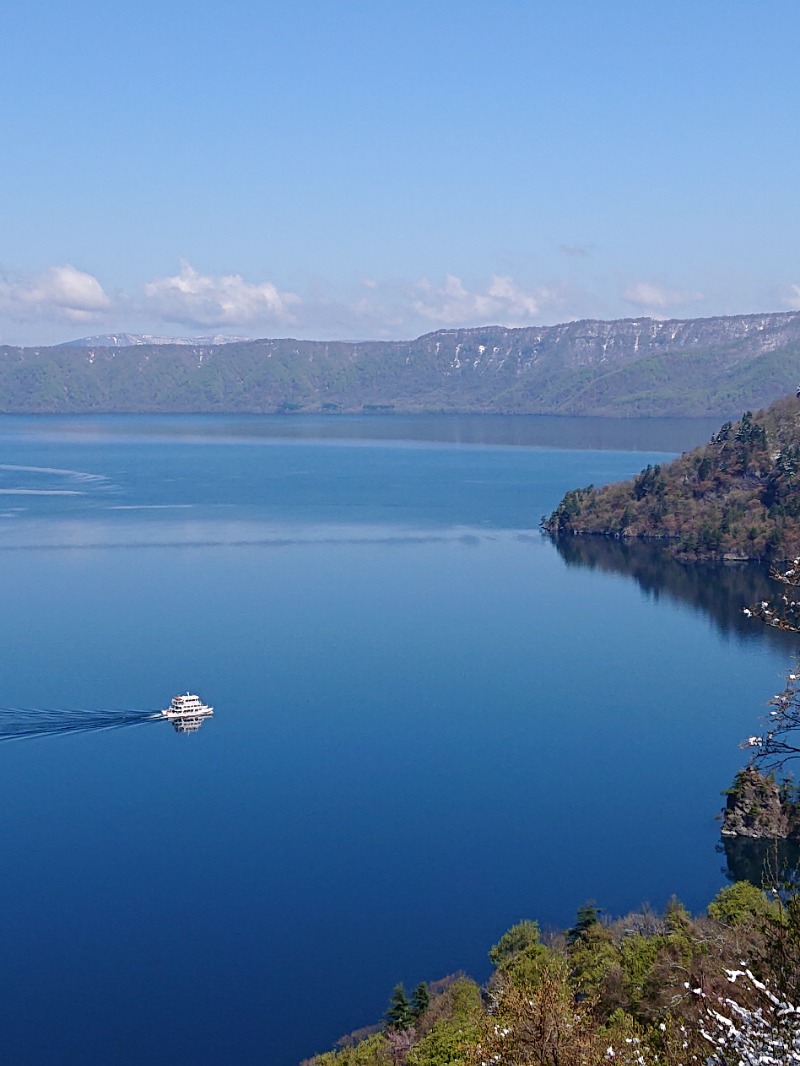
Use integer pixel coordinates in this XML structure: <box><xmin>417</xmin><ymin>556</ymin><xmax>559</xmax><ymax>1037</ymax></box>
<box><xmin>302</xmin><ymin>886</ymin><xmax>800</xmax><ymax>1065</ymax></box>
<box><xmin>543</xmin><ymin>394</ymin><xmax>800</xmax><ymax>560</ymax></box>
<box><xmin>4</xmin><ymin>311</ymin><xmax>800</xmax><ymax>416</ymax></box>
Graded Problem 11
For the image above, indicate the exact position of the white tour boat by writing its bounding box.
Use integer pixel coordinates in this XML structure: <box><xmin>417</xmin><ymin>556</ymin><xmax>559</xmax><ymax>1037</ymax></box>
<box><xmin>162</xmin><ymin>692</ymin><xmax>214</xmax><ymax>723</ymax></box>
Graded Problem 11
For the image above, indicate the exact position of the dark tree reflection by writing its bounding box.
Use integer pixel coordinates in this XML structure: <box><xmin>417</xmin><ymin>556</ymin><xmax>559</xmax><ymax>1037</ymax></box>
<box><xmin>720</xmin><ymin>834</ymin><xmax>800</xmax><ymax>890</ymax></box>
<box><xmin>551</xmin><ymin>534</ymin><xmax>798</xmax><ymax>647</ymax></box>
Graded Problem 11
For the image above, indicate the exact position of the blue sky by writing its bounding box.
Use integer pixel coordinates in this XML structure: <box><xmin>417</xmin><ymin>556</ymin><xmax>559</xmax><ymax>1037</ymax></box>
<box><xmin>2</xmin><ymin>0</ymin><xmax>799</xmax><ymax>344</ymax></box>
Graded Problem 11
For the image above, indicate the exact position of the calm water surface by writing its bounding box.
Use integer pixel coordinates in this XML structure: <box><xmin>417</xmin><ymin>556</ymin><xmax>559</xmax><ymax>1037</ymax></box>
<box><xmin>0</xmin><ymin>414</ymin><xmax>794</xmax><ymax>1065</ymax></box>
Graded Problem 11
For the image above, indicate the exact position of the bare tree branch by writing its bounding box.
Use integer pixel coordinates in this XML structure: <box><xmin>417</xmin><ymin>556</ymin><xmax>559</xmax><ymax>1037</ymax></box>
<box><xmin>744</xmin><ymin>558</ymin><xmax>800</xmax><ymax>769</ymax></box>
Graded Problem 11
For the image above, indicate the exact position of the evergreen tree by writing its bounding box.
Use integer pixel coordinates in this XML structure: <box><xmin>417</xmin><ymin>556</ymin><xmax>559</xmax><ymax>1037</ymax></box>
<box><xmin>410</xmin><ymin>981</ymin><xmax>430</xmax><ymax>1021</ymax></box>
<box><xmin>385</xmin><ymin>983</ymin><xmax>412</xmax><ymax>1031</ymax></box>
<box><xmin>567</xmin><ymin>900</ymin><xmax>601</xmax><ymax>943</ymax></box>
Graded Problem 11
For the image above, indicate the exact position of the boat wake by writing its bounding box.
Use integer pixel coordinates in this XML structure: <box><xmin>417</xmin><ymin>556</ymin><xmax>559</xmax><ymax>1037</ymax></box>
<box><xmin>0</xmin><ymin>707</ymin><xmax>162</xmax><ymax>743</ymax></box>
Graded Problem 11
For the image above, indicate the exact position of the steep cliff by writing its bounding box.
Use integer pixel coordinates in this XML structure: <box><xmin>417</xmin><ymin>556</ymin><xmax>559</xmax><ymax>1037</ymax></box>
<box><xmin>721</xmin><ymin>766</ymin><xmax>800</xmax><ymax>839</ymax></box>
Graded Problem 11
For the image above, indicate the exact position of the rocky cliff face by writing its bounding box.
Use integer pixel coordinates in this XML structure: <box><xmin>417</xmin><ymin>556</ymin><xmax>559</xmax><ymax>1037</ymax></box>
<box><xmin>721</xmin><ymin>766</ymin><xmax>800</xmax><ymax>839</ymax></box>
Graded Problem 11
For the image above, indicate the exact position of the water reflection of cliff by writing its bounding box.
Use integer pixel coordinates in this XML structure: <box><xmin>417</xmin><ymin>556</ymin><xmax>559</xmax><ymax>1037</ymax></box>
<box><xmin>720</xmin><ymin>835</ymin><xmax>800</xmax><ymax>889</ymax></box>
<box><xmin>551</xmin><ymin>535</ymin><xmax>799</xmax><ymax>647</ymax></box>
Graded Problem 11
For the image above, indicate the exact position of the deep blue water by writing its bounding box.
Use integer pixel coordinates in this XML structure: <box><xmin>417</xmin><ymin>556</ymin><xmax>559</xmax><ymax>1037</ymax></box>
<box><xmin>0</xmin><ymin>414</ymin><xmax>794</xmax><ymax>1065</ymax></box>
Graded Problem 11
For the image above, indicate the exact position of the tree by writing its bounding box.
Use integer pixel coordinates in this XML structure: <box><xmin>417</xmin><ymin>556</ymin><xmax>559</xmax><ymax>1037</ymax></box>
<box><xmin>707</xmin><ymin>881</ymin><xmax>780</xmax><ymax>927</ymax></box>
<box><xmin>567</xmin><ymin>900</ymin><xmax>602</xmax><ymax>943</ymax></box>
<box><xmin>475</xmin><ymin>954</ymin><xmax>623</xmax><ymax>1066</ymax></box>
<box><xmin>567</xmin><ymin>919</ymin><xmax>617</xmax><ymax>1002</ymax></box>
<box><xmin>489</xmin><ymin>920</ymin><xmax>544</xmax><ymax>967</ymax></box>
<box><xmin>745</xmin><ymin>556</ymin><xmax>800</xmax><ymax>633</ymax></box>
<box><xmin>385</xmin><ymin>983</ymin><xmax>413</xmax><ymax>1031</ymax></box>
<box><xmin>664</xmin><ymin>894</ymin><xmax>691</xmax><ymax>932</ymax></box>
<box><xmin>632</xmin><ymin>463</ymin><xmax>665</xmax><ymax>501</ymax></box>
<box><xmin>741</xmin><ymin>667</ymin><xmax>800</xmax><ymax>771</ymax></box>
<box><xmin>410</xmin><ymin>981</ymin><xmax>429</xmax><ymax>1021</ymax></box>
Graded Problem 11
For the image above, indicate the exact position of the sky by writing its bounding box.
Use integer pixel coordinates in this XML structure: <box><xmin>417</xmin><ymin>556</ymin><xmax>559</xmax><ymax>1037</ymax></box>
<box><xmin>2</xmin><ymin>0</ymin><xmax>800</xmax><ymax>345</ymax></box>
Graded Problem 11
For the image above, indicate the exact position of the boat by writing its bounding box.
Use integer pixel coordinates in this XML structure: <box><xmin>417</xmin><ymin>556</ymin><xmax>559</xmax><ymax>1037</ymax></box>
<box><xmin>162</xmin><ymin>692</ymin><xmax>214</xmax><ymax>723</ymax></box>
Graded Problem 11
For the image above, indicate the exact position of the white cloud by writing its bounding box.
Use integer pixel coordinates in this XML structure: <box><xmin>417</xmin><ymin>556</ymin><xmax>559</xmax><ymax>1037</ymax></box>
<box><xmin>0</xmin><ymin>265</ymin><xmax>110</xmax><ymax>322</ymax></box>
<box><xmin>0</xmin><ymin>262</ymin><xmax>566</xmax><ymax>342</ymax></box>
<box><xmin>411</xmin><ymin>274</ymin><xmax>544</xmax><ymax>326</ymax></box>
<box><xmin>623</xmin><ymin>281</ymin><xmax>704</xmax><ymax>314</ymax></box>
<box><xmin>143</xmin><ymin>262</ymin><xmax>300</xmax><ymax>328</ymax></box>
<box><xmin>785</xmin><ymin>284</ymin><xmax>800</xmax><ymax>310</ymax></box>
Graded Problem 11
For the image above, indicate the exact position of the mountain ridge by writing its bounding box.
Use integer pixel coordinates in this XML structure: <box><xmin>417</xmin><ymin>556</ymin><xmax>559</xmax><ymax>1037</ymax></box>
<box><xmin>4</xmin><ymin>311</ymin><xmax>800</xmax><ymax>416</ymax></box>
<box><xmin>57</xmin><ymin>333</ymin><xmax>251</xmax><ymax>347</ymax></box>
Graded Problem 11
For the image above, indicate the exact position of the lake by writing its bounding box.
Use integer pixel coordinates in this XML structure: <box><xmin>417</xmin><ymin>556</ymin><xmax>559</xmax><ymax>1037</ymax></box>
<box><xmin>0</xmin><ymin>413</ymin><xmax>795</xmax><ymax>1065</ymax></box>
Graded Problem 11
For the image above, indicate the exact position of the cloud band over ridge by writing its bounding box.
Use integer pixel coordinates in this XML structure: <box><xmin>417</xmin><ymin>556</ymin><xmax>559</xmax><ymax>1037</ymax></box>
<box><xmin>0</xmin><ymin>260</ymin><xmax>753</xmax><ymax>343</ymax></box>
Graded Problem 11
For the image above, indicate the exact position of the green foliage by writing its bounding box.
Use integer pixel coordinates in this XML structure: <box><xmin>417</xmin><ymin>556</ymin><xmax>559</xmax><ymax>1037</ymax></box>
<box><xmin>406</xmin><ymin>1020</ymin><xmax>474</xmax><ymax>1066</ymax></box>
<box><xmin>302</xmin><ymin>1033</ymin><xmax>390</xmax><ymax>1065</ymax></box>
<box><xmin>712</xmin><ymin>421</ymin><xmax>733</xmax><ymax>443</ymax></box>
<box><xmin>406</xmin><ymin>980</ymin><xmax>481</xmax><ymax>1066</ymax></box>
<box><xmin>385</xmin><ymin>983</ymin><xmax>413</xmax><ymax>1030</ymax></box>
<box><xmin>735</xmin><ymin>411</ymin><xmax>768</xmax><ymax>447</ymax></box>
<box><xmin>4</xmin><ymin>315</ymin><xmax>800</xmax><ymax>416</ymax></box>
<box><xmin>618</xmin><ymin>933</ymin><xmax>664</xmax><ymax>1010</ymax></box>
<box><xmin>488</xmin><ymin>920</ymin><xmax>549</xmax><ymax>986</ymax></box>
<box><xmin>568</xmin><ymin>900</ymin><xmax>602</xmax><ymax>943</ymax></box>
<box><xmin>707</xmin><ymin>880</ymin><xmax>781</xmax><ymax>926</ymax></box>
<box><xmin>664</xmin><ymin>895</ymin><xmax>691</xmax><ymax>932</ymax></box>
<box><xmin>410</xmin><ymin>981</ymin><xmax>430</xmax><ymax>1021</ymax></box>
<box><xmin>489</xmin><ymin>919</ymin><xmax>543</xmax><ymax>966</ymax></box>
<box><xmin>632</xmin><ymin>463</ymin><xmax>665</xmax><ymax>501</ymax></box>
<box><xmin>568</xmin><ymin>920</ymin><xmax>617</xmax><ymax>999</ymax></box>
<box><xmin>311</xmin><ymin>885</ymin><xmax>800</xmax><ymax>1066</ymax></box>
<box><xmin>542</xmin><ymin>486</ymin><xmax>594</xmax><ymax>534</ymax></box>
<box><xmin>443</xmin><ymin>979</ymin><xmax>482</xmax><ymax>1023</ymax></box>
